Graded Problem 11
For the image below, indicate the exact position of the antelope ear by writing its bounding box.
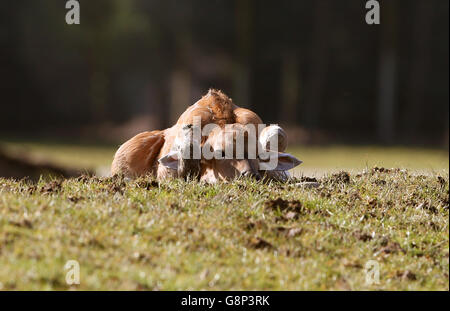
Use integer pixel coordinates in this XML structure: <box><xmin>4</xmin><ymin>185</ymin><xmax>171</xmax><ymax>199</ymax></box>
<box><xmin>275</xmin><ymin>152</ymin><xmax>302</xmax><ymax>170</ymax></box>
<box><xmin>259</xmin><ymin>152</ymin><xmax>302</xmax><ymax>171</ymax></box>
<box><xmin>158</xmin><ymin>150</ymin><xmax>179</xmax><ymax>170</ymax></box>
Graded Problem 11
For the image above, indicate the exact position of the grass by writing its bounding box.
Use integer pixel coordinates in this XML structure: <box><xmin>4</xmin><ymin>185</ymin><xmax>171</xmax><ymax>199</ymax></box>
<box><xmin>290</xmin><ymin>145</ymin><xmax>449</xmax><ymax>177</ymax></box>
<box><xmin>0</xmin><ymin>170</ymin><xmax>448</xmax><ymax>290</ymax></box>
<box><xmin>0</xmin><ymin>139</ymin><xmax>116</xmax><ymax>170</ymax></box>
<box><xmin>0</xmin><ymin>140</ymin><xmax>448</xmax><ymax>290</ymax></box>
<box><xmin>1</xmin><ymin>139</ymin><xmax>448</xmax><ymax>176</ymax></box>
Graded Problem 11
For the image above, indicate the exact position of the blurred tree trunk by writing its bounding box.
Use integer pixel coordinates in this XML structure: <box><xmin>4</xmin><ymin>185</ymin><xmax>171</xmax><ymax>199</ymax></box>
<box><xmin>445</xmin><ymin>122</ymin><xmax>449</xmax><ymax>149</ymax></box>
<box><xmin>169</xmin><ymin>21</ymin><xmax>193</xmax><ymax>124</ymax></box>
<box><xmin>304</xmin><ymin>0</ymin><xmax>331</xmax><ymax>132</ymax></box>
<box><xmin>170</xmin><ymin>67</ymin><xmax>192</xmax><ymax>124</ymax></box>
<box><xmin>234</xmin><ymin>0</ymin><xmax>254</xmax><ymax>108</ymax></box>
<box><xmin>377</xmin><ymin>0</ymin><xmax>398</xmax><ymax>144</ymax></box>
<box><xmin>280</xmin><ymin>51</ymin><xmax>300</xmax><ymax>125</ymax></box>
<box><xmin>404</xmin><ymin>0</ymin><xmax>433</xmax><ymax>137</ymax></box>
<box><xmin>89</xmin><ymin>68</ymin><xmax>109</xmax><ymax>123</ymax></box>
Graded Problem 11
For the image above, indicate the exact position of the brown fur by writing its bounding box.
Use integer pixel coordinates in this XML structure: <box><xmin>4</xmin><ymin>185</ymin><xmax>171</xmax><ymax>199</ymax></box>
<box><xmin>111</xmin><ymin>130</ymin><xmax>165</xmax><ymax>177</ymax></box>
<box><xmin>112</xmin><ymin>89</ymin><xmax>264</xmax><ymax>178</ymax></box>
<box><xmin>176</xmin><ymin>89</ymin><xmax>262</xmax><ymax>128</ymax></box>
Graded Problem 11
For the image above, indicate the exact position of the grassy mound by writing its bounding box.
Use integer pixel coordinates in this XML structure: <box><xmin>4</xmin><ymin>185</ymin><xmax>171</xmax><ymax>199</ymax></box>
<box><xmin>0</xmin><ymin>169</ymin><xmax>448</xmax><ymax>290</ymax></box>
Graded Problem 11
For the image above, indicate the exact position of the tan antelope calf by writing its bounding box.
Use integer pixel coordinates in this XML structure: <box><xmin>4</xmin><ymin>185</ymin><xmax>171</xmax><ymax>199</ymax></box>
<box><xmin>111</xmin><ymin>89</ymin><xmax>301</xmax><ymax>183</ymax></box>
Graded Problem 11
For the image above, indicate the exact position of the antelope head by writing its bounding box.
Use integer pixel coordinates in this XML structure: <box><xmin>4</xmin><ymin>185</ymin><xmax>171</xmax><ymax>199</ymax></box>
<box><xmin>158</xmin><ymin>123</ymin><xmax>301</xmax><ymax>183</ymax></box>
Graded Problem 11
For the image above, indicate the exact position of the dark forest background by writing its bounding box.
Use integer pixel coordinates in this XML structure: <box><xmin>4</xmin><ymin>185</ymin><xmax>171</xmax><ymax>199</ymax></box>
<box><xmin>1</xmin><ymin>0</ymin><xmax>448</xmax><ymax>146</ymax></box>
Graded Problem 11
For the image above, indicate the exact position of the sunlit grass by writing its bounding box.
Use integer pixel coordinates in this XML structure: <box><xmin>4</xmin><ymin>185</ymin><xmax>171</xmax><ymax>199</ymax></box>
<box><xmin>1</xmin><ymin>140</ymin><xmax>448</xmax><ymax>177</ymax></box>
<box><xmin>0</xmin><ymin>171</ymin><xmax>448</xmax><ymax>290</ymax></box>
<box><xmin>0</xmin><ymin>139</ymin><xmax>448</xmax><ymax>290</ymax></box>
<box><xmin>290</xmin><ymin>145</ymin><xmax>448</xmax><ymax>176</ymax></box>
<box><xmin>0</xmin><ymin>140</ymin><xmax>117</xmax><ymax>171</ymax></box>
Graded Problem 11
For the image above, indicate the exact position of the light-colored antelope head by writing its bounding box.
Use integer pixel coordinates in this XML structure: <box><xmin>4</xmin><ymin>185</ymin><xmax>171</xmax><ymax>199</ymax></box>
<box><xmin>158</xmin><ymin>123</ymin><xmax>301</xmax><ymax>183</ymax></box>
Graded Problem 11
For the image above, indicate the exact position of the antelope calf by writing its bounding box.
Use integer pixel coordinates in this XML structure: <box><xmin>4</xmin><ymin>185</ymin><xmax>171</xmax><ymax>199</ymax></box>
<box><xmin>111</xmin><ymin>89</ymin><xmax>302</xmax><ymax>183</ymax></box>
